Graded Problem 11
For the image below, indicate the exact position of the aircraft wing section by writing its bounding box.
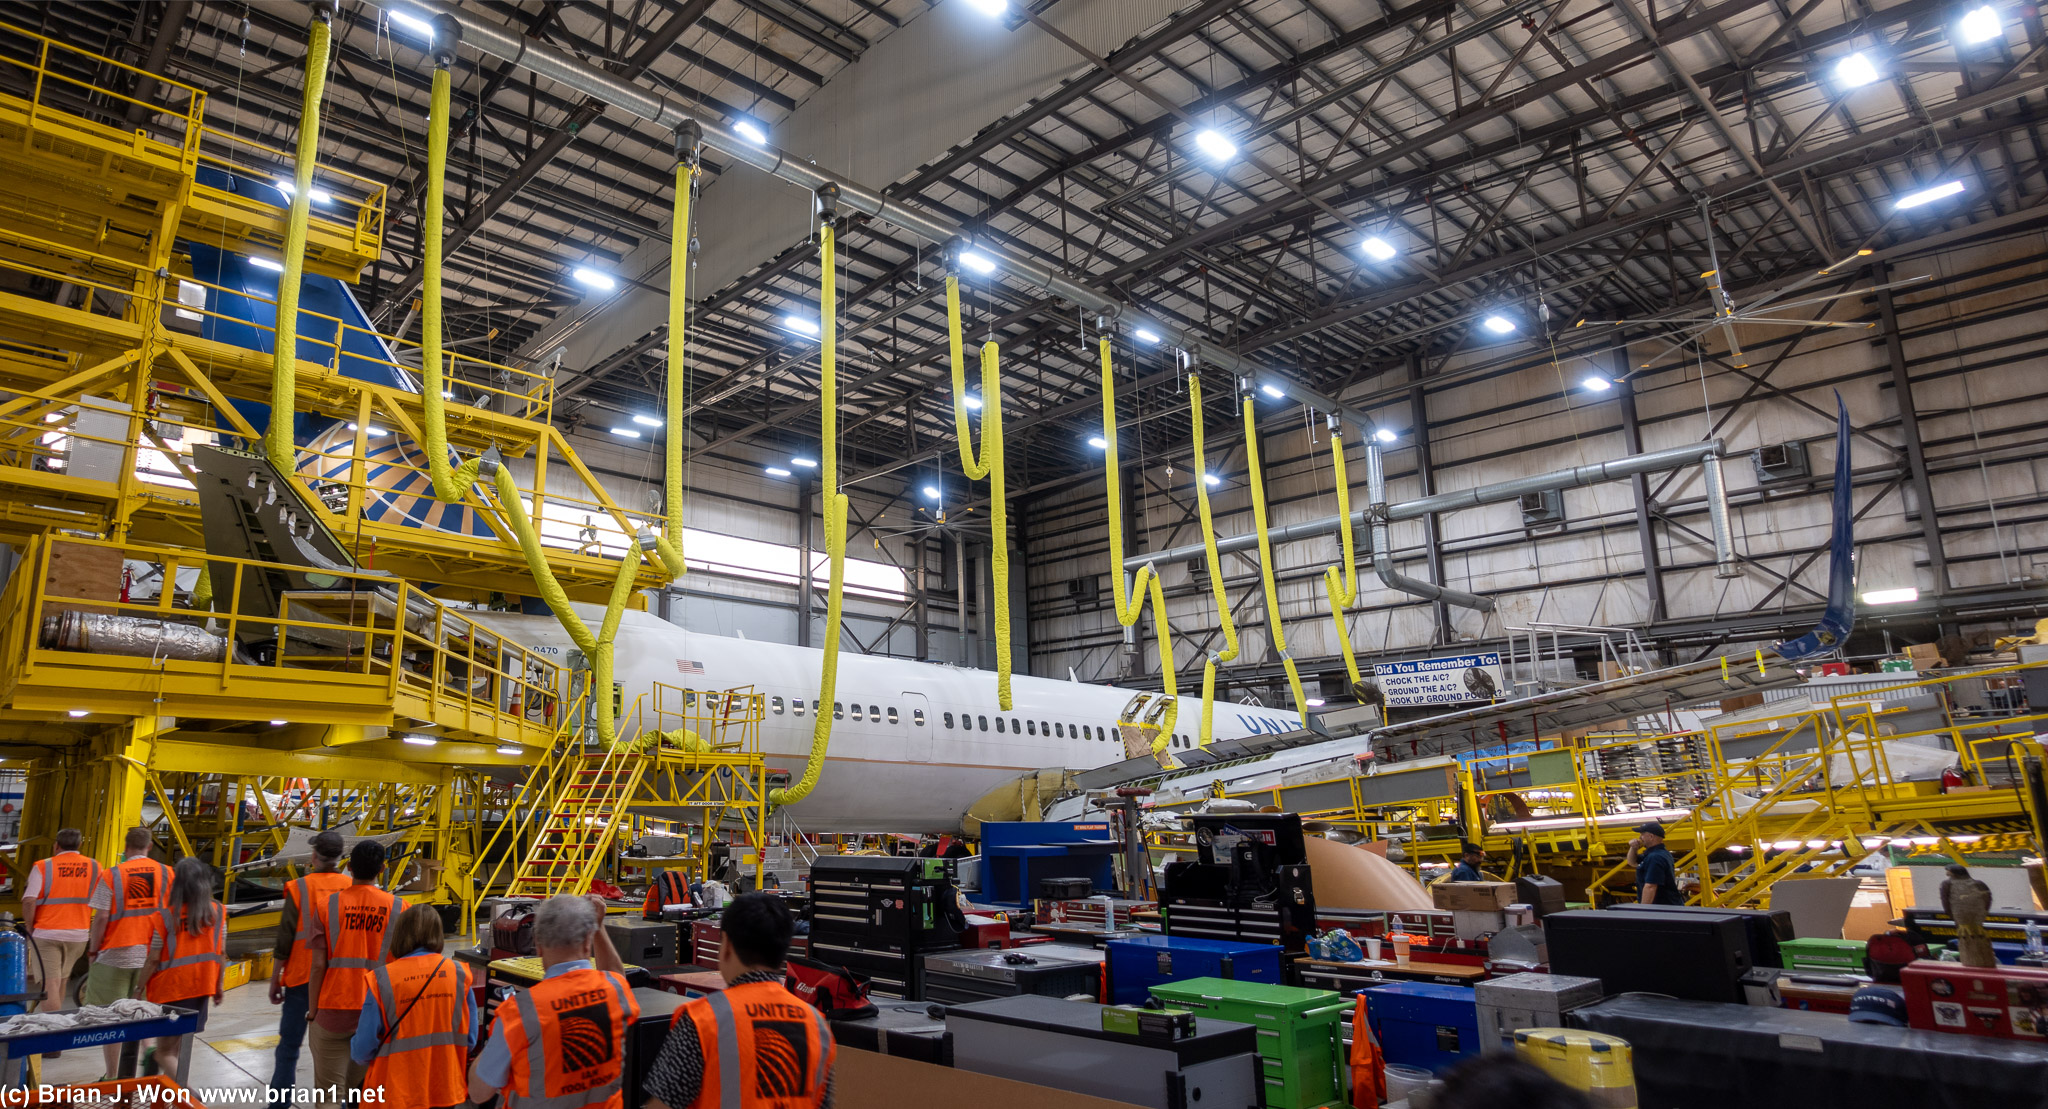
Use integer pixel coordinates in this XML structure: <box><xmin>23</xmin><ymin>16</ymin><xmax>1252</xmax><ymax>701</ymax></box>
<box><xmin>1368</xmin><ymin>654</ymin><xmax>1804</xmax><ymax>750</ymax></box>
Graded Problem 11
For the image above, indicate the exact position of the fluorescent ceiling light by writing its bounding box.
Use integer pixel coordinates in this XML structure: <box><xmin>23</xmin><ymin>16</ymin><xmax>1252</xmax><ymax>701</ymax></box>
<box><xmin>1959</xmin><ymin>5</ymin><xmax>2004</xmax><ymax>43</ymax></box>
<box><xmin>1582</xmin><ymin>375</ymin><xmax>1613</xmax><ymax>392</ymax></box>
<box><xmin>921</xmin><ymin>485</ymin><xmax>941</xmax><ymax>500</ymax></box>
<box><xmin>572</xmin><ymin>267</ymin><xmax>617</xmax><ymax>292</ymax></box>
<box><xmin>388</xmin><ymin>10</ymin><xmax>436</xmax><ymax>39</ymax></box>
<box><xmin>610</xmin><ymin>427</ymin><xmax>642</xmax><ymax>439</ymax></box>
<box><xmin>790</xmin><ymin>457</ymin><xmax>818</xmax><ymax>468</ymax></box>
<box><xmin>1360</xmin><ymin>235</ymin><xmax>1397</xmax><ymax>262</ymax></box>
<box><xmin>1482</xmin><ymin>314</ymin><xmax>1516</xmax><ymax>334</ymax></box>
<box><xmin>1193</xmin><ymin>129</ymin><xmax>1238</xmax><ymax>161</ymax></box>
<box><xmin>958</xmin><ymin>251</ymin><xmax>997</xmax><ymax>275</ymax></box>
<box><xmin>496</xmin><ymin>745</ymin><xmax>522</xmax><ymax>756</ymax></box>
<box><xmin>249</xmin><ymin>256</ymin><xmax>284</xmax><ymax>272</ymax></box>
<box><xmin>347</xmin><ymin>423</ymin><xmax>388</xmax><ymax>437</ymax></box>
<box><xmin>275</xmin><ymin>180</ymin><xmax>333</xmax><ymax>204</ymax></box>
<box><xmin>1203</xmin><ymin>473</ymin><xmax>1222</xmax><ymax>486</ymax></box>
<box><xmin>67</xmin><ymin>709</ymin><xmax>88</xmax><ymax>718</ymax></box>
<box><xmin>402</xmin><ymin>735</ymin><xmax>436</xmax><ymax>746</ymax></box>
<box><xmin>764</xmin><ymin>466</ymin><xmax>792</xmax><ymax>477</ymax></box>
<box><xmin>1894</xmin><ymin>180</ymin><xmax>1965</xmax><ymax>209</ymax></box>
<box><xmin>632</xmin><ymin>414</ymin><xmax>662</xmax><ymax>427</ymax></box>
<box><xmin>1134</xmin><ymin>328</ymin><xmax>1162</xmax><ymax>345</ymax></box>
<box><xmin>1860</xmin><ymin>586</ymin><xmax>1920</xmax><ymax>605</ymax></box>
<box><xmin>1834</xmin><ymin>51</ymin><xmax>1880</xmax><ymax>88</ymax></box>
<box><xmin>1260</xmin><ymin>383</ymin><xmax>1286</xmax><ymax>399</ymax></box>
<box><xmin>783</xmin><ymin>315</ymin><xmax>820</xmax><ymax>336</ymax></box>
<box><xmin>1494</xmin><ymin>807</ymin><xmax>1692</xmax><ymax>832</ymax></box>
<box><xmin>732</xmin><ymin>119</ymin><xmax>768</xmax><ymax>145</ymax></box>
<box><xmin>1373</xmin><ymin>427</ymin><xmax>1397</xmax><ymax>444</ymax></box>
<box><xmin>962</xmin><ymin>395</ymin><xmax>983</xmax><ymax>411</ymax></box>
<box><xmin>964</xmin><ymin>0</ymin><xmax>1009</xmax><ymax>15</ymax></box>
<box><xmin>270</xmin><ymin>720</ymin><xmax>287</xmax><ymax>726</ymax></box>
<box><xmin>1087</xmin><ymin>436</ymin><xmax>1109</xmax><ymax>449</ymax></box>
<box><xmin>1304</xmin><ymin>698</ymin><xmax>1326</xmax><ymax>707</ymax></box>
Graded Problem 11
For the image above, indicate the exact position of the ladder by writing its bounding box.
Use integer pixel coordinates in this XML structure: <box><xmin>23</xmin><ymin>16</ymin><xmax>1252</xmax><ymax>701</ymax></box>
<box><xmin>507</xmin><ymin>740</ymin><xmax>649</xmax><ymax>897</ymax></box>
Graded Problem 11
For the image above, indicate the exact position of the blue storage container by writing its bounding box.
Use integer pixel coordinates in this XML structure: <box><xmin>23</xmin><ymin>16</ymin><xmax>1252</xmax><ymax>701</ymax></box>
<box><xmin>1364</xmin><ymin>981</ymin><xmax>1481</xmax><ymax>1074</ymax></box>
<box><xmin>1104</xmin><ymin>934</ymin><xmax>1283</xmax><ymax>1004</ymax></box>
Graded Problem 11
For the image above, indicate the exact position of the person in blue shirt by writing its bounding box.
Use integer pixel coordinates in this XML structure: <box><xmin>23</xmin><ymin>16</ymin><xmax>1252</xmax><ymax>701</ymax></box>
<box><xmin>1625</xmin><ymin>822</ymin><xmax>1683</xmax><ymax>905</ymax></box>
<box><xmin>1447</xmin><ymin>844</ymin><xmax>1486</xmax><ymax>883</ymax></box>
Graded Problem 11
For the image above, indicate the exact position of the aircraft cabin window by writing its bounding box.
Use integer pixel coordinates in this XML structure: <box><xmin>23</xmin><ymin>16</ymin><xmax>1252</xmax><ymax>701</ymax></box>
<box><xmin>887</xmin><ymin>707</ymin><xmax>900</xmax><ymax>724</ymax></box>
<box><xmin>851</xmin><ymin>705</ymin><xmax>864</xmax><ymax>721</ymax></box>
<box><xmin>944</xmin><ymin>712</ymin><xmax>955</xmax><ymax>729</ymax></box>
<box><xmin>793</xmin><ymin>699</ymin><xmax>806</xmax><ymax>717</ymax></box>
<box><xmin>869</xmin><ymin>704</ymin><xmax>880</xmax><ymax>720</ymax></box>
<box><xmin>1055</xmin><ymin>723</ymin><xmax>1064</xmax><ymax>738</ymax></box>
<box><xmin>771</xmin><ymin>696</ymin><xmax>784</xmax><ymax>715</ymax></box>
<box><xmin>1041</xmin><ymin>720</ymin><xmax>1051</xmax><ymax>737</ymax></box>
<box><xmin>1026</xmin><ymin>720</ymin><xmax>1036</xmax><ymax>736</ymax></box>
<box><xmin>996</xmin><ymin>717</ymin><xmax>1006</xmax><ymax>734</ymax></box>
<box><xmin>978</xmin><ymin>715</ymin><xmax>989</xmax><ymax>731</ymax></box>
<box><xmin>913</xmin><ymin>709</ymin><xmax>925</xmax><ymax>726</ymax></box>
<box><xmin>834</xmin><ymin>702</ymin><xmax>845</xmax><ymax>720</ymax></box>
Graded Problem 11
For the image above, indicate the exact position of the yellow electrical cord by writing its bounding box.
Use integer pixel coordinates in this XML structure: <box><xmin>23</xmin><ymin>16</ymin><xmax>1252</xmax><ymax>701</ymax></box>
<box><xmin>264</xmin><ymin>14</ymin><xmax>331</xmax><ymax>475</ymax></box>
<box><xmin>418</xmin><ymin>62</ymin><xmax>485</xmax><ymax>503</ymax></box>
<box><xmin>1098</xmin><ymin>336</ymin><xmax>1178</xmax><ymax>753</ymax></box>
<box><xmin>1242</xmin><ymin>396</ymin><xmax>1312</xmax><ymax>726</ymax></box>
<box><xmin>945</xmin><ymin>274</ymin><xmax>1011</xmax><ymax>710</ymax></box>
<box><xmin>770</xmin><ymin>218</ymin><xmax>850</xmax><ymax>807</ymax></box>
<box><xmin>1320</xmin><ymin>430</ymin><xmax>1366</xmax><ymax>692</ymax></box>
<box><xmin>1186</xmin><ymin>376</ymin><xmax>1241</xmax><ymax>746</ymax></box>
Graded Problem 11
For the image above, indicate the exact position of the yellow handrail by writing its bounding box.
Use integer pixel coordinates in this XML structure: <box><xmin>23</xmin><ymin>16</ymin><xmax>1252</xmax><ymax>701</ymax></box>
<box><xmin>1098</xmin><ymin>336</ymin><xmax>1178</xmax><ymax>750</ymax></box>
<box><xmin>264</xmin><ymin>12</ymin><xmax>332</xmax><ymax>475</ymax></box>
<box><xmin>1241</xmin><ymin>396</ymin><xmax>1312</xmax><ymax>724</ymax></box>
<box><xmin>770</xmin><ymin>216</ymin><xmax>850</xmax><ymax>806</ymax></box>
<box><xmin>945</xmin><ymin>273</ymin><xmax>1011</xmax><ymax>709</ymax></box>
<box><xmin>1186</xmin><ymin>376</ymin><xmax>1240</xmax><ymax>745</ymax></box>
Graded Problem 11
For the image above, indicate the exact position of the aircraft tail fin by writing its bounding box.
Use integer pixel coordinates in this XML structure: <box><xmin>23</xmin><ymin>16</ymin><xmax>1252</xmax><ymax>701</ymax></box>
<box><xmin>1774</xmin><ymin>391</ymin><xmax>1856</xmax><ymax>661</ymax></box>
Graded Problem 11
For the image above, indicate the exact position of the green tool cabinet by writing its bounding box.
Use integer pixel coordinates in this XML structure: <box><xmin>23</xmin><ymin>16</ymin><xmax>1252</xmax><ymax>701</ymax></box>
<box><xmin>1149</xmin><ymin>977</ymin><xmax>1353</xmax><ymax>1109</ymax></box>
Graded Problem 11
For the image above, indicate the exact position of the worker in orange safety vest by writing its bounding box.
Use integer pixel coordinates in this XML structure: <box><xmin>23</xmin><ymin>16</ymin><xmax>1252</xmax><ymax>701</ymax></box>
<box><xmin>308</xmin><ymin>840</ymin><xmax>406</xmax><ymax>1101</ymax></box>
<box><xmin>468</xmin><ymin>894</ymin><xmax>639</xmax><ymax>1109</ymax></box>
<box><xmin>22</xmin><ymin>827</ymin><xmax>99</xmax><ymax>1013</ymax></box>
<box><xmin>353</xmin><ymin>904</ymin><xmax>478</xmax><ymax>1109</ymax></box>
<box><xmin>643</xmin><ymin>892</ymin><xmax>836</xmax><ymax>1109</ymax></box>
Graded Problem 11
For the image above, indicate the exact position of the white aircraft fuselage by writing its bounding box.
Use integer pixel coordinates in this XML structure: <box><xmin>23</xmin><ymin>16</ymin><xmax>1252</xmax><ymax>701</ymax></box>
<box><xmin>475</xmin><ymin>607</ymin><xmax>1305</xmax><ymax>833</ymax></box>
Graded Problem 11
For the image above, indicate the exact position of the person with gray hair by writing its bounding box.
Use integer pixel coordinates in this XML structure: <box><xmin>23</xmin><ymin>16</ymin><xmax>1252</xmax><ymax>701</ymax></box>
<box><xmin>467</xmin><ymin>895</ymin><xmax>638</xmax><ymax>1109</ymax></box>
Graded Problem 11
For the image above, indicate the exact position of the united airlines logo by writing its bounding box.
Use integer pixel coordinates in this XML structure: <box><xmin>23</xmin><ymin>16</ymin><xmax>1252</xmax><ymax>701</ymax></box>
<box><xmin>1234</xmin><ymin>714</ymin><xmax>1291</xmax><ymax>736</ymax></box>
<box><xmin>751</xmin><ymin>1019</ymin><xmax>813</xmax><ymax>1097</ymax></box>
<box><xmin>556</xmin><ymin>1000</ymin><xmax>616</xmax><ymax>1071</ymax></box>
<box><xmin>125</xmin><ymin>872</ymin><xmax>157</xmax><ymax>903</ymax></box>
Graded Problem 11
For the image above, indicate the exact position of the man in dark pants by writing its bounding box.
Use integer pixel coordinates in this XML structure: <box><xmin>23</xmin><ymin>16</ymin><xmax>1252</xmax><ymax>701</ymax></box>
<box><xmin>268</xmin><ymin>830</ymin><xmax>350</xmax><ymax>1100</ymax></box>
<box><xmin>1624</xmin><ymin>822</ymin><xmax>1683</xmax><ymax>905</ymax></box>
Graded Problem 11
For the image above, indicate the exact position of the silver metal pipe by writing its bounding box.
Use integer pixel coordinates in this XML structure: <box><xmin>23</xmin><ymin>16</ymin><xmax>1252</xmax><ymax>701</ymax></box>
<box><xmin>1365</xmin><ymin>443</ymin><xmax>1493</xmax><ymax>612</ymax></box>
<box><xmin>1701</xmin><ymin>454</ymin><xmax>1742</xmax><ymax>578</ymax></box>
<box><xmin>361</xmin><ymin>0</ymin><xmax>1379</xmax><ymax>433</ymax></box>
<box><xmin>1130</xmin><ymin>440</ymin><xmax>1727</xmax><ymax>570</ymax></box>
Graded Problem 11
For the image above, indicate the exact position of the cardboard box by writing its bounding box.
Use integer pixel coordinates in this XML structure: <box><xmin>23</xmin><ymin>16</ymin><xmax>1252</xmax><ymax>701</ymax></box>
<box><xmin>1433</xmin><ymin>881</ymin><xmax>1516</xmax><ymax>911</ymax></box>
<box><xmin>1906</xmin><ymin>643</ymin><xmax>1943</xmax><ymax>669</ymax></box>
<box><xmin>1718</xmin><ymin>691</ymin><xmax>1765</xmax><ymax>714</ymax></box>
<box><xmin>1840</xmin><ymin>887</ymin><xmax>1893</xmax><ymax>941</ymax></box>
<box><xmin>837</xmin><ymin>1036</ymin><xmax>1153</xmax><ymax>1109</ymax></box>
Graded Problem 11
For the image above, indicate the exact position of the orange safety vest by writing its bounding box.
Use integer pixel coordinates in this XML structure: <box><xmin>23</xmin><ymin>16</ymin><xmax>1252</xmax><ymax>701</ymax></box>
<box><xmin>315</xmin><ymin>885</ymin><xmax>405</xmax><ymax>1010</ymax></box>
<box><xmin>30</xmin><ymin>852</ymin><xmax>100</xmax><ymax>933</ymax></box>
<box><xmin>98</xmin><ymin>856</ymin><xmax>172</xmax><ymax>951</ymax></box>
<box><xmin>670</xmin><ymin>980</ymin><xmax>836</xmax><ymax>1109</ymax></box>
<box><xmin>283</xmin><ymin>871</ymin><xmax>354</xmax><ymax>988</ymax></box>
<box><xmin>643</xmin><ymin>870</ymin><xmax>691</xmax><ymax>916</ymax></box>
<box><xmin>362</xmin><ymin>954</ymin><xmax>475</xmax><ymax>1109</ymax></box>
<box><xmin>146</xmin><ymin>903</ymin><xmax>226</xmax><ymax>1004</ymax></box>
<box><xmin>495</xmin><ymin>967</ymin><xmax>639</xmax><ymax>1109</ymax></box>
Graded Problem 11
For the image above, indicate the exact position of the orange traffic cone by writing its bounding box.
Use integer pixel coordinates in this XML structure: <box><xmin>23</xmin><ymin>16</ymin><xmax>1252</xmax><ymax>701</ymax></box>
<box><xmin>1350</xmin><ymin>991</ymin><xmax>1385</xmax><ymax>1107</ymax></box>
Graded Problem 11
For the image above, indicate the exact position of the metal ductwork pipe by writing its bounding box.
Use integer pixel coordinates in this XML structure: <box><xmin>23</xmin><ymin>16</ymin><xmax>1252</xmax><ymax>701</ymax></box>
<box><xmin>1365</xmin><ymin>443</ymin><xmax>1493</xmax><ymax>612</ymax></box>
<box><xmin>1700</xmin><ymin>454</ymin><xmax>1742</xmax><ymax>578</ymax></box>
<box><xmin>1130</xmin><ymin>440</ymin><xmax>1729</xmax><ymax>570</ymax></box>
<box><xmin>357</xmin><ymin>0</ymin><xmax>1378</xmax><ymax>434</ymax></box>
